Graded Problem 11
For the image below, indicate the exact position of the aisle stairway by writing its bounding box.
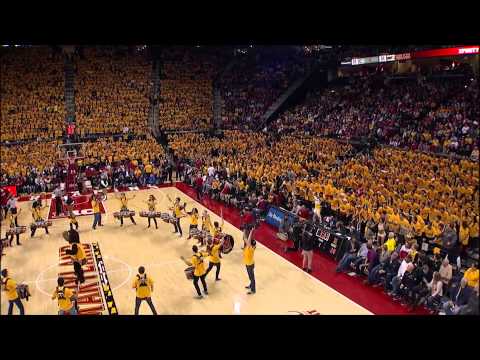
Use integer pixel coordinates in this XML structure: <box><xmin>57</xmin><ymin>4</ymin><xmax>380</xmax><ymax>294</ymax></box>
<box><xmin>149</xmin><ymin>59</ymin><xmax>161</xmax><ymax>137</ymax></box>
<box><xmin>64</xmin><ymin>55</ymin><xmax>76</xmax><ymax>123</ymax></box>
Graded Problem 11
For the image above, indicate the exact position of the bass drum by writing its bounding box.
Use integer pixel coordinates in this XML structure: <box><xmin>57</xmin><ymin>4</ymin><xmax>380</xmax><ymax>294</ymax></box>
<box><xmin>221</xmin><ymin>234</ymin><xmax>234</xmax><ymax>254</ymax></box>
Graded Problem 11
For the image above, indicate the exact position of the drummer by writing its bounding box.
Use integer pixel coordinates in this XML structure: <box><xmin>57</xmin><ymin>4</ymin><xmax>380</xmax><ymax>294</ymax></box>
<box><xmin>64</xmin><ymin>195</ymin><xmax>79</xmax><ymax>231</ymax></box>
<box><xmin>201</xmin><ymin>210</ymin><xmax>213</xmax><ymax>233</ymax></box>
<box><xmin>6</xmin><ymin>209</ymin><xmax>22</xmax><ymax>246</ymax></box>
<box><xmin>205</xmin><ymin>236</ymin><xmax>225</xmax><ymax>281</ymax></box>
<box><xmin>186</xmin><ymin>208</ymin><xmax>199</xmax><ymax>240</ymax></box>
<box><xmin>144</xmin><ymin>195</ymin><xmax>158</xmax><ymax>229</ymax></box>
<box><xmin>115</xmin><ymin>192</ymin><xmax>137</xmax><ymax>226</ymax></box>
<box><xmin>181</xmin><ymin>245</ymin><xmax>209</xmax><ymax>299</ymax></box>
<box><xmin>210</xmin><ymin>218</ymin><xmax>224</xmax><ymax>238</ymax></box>
<box><xmin>169</xmin><ymin>197</ymin><xmax>184</xmax><ymax>237</ymax></box>
<box><xmin>31</xmin><ymin>200</ymin><xmax>49</xmax><ymax>238</ymax></box>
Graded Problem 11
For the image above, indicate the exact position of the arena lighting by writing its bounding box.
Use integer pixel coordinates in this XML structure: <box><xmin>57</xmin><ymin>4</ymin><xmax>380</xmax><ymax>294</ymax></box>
<box><xmin>411</xmin><ymin>46</ymin><xmax>479</xmax><ymax>59</ymax></box>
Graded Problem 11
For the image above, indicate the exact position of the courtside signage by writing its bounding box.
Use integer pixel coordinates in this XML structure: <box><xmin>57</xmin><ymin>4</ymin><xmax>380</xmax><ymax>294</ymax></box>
<box><xmin>92</xmin><ymin>243</ymin><xmax>118</xmax><ymax>315</ymax></box>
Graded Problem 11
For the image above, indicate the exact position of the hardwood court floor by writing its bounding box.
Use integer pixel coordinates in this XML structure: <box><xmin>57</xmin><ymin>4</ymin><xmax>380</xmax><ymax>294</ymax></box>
<box><xmin>1</xmin><ymin>187</ymin><xmax>371</xmax><ymax>315</ymax></box>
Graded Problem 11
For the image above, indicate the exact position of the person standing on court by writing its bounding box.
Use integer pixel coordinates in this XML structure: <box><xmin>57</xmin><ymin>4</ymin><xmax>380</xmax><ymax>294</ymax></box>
<box><xmin>205</xmin><ymin>237</ymin><xmax>225</xmax><ymax>281</ymax></box>
<box><xmin>54</xmin><ymin>186</ymin><xmax>63</xmax><ymax>217</ymax></box>
<box><xmin>1</xmin><ymin>268</ymin><xmax>25</xmax><ymax>315</ymax></box>
<box><xmin>91</xmin><ymin>195</ymin><xmax>103</xmax><ymax>230</ymax></box>
<box><xmin>52</xmin><ymin>277</ymin><xmax>78</xmax><ymax>315</ymax></box>
<box><xmin>182</xmin><ymin>245</ymin><xmax>209</xmax><ymax>299</ymax></box>
<box><xmin>244</xmin><ymin>228</ymin><xmax>257</xmax><ymax>294</ymax></box>
<box><xmin>300</xmin><ymin>227</ymin><xmax>315</xmax><ymax>273</ymax></box>
<box><xmin>132</xmin><ymin>266</ymin><xmax>157</xmax><ymax>315</ymax></box>
<box><xmin>6</xmin><ymin>195</ymin><xmax>19</xmax><ymax>226</ymax></box>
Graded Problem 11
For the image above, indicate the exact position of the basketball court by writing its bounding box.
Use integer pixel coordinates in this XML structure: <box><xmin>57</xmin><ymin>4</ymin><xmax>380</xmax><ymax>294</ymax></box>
<box><xmin>1</xmin><ymin>186</ymin><xmax>371</xmax><ymax>315</ymax></box>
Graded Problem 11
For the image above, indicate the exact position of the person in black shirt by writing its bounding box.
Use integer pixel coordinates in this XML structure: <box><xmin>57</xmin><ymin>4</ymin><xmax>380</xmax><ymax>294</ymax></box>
<box><xmin>300</xmin><ymin>227</ymin><xmax>315</xmax><ymax>273</ymax></box>
<box><xmin>383</xmin><ymin>252</ymin><xmax>401</xmax><ymax>292</ymax></box>
<box><xmin>396</xmin><ymin>263</ymin><xmax>421</xmax><ymax>306</ymax></box>
<box><xmin>285</xmin><ymin>220</ymin><xmax>305</xmax><ymax>253</ymax></box>
<box><xmin>428</xmin><ymin>253</ymin><xmax>443</xmax><ymax>272</ymax></box>
<box><xmin>411</xmin><ymin>264</ymin><xmax>433</xmax><ymax>309</ymax></box>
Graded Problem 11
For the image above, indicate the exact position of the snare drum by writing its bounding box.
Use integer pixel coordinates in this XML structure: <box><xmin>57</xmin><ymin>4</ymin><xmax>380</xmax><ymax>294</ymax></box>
<box><xmin>30</xmin><ymin>220</ymin><xmax>52</xmax><ymax>230</ymax></box>
<box><xmin>221</xmin><ymin>234</ymin><xmax>234</xmax><ymax>254</ymax></box>
<box><xmin>7</xmin><ymin>226</ymin><xmax>27</xmax><ymax>236</ymax></box>
<box><xmin>140</xmin><ymin>211</ymin><xmax>162</xmax><ymax>218</ymax></box>
<box><xmin>160</xmin><ymin>213</ymin><xmax>173</xmax><ymax>223</ymax></box>
<box><xmin>114</xmin><ymin>210</ymin><xmax>136</xmax><ymax>219</ymax></box>
<box><xmin>184</xmin><ymin>266</ymin><xmax>194</xmax><ymax>280</ymax></box>
<box><xmin>190</xmin><ymin>228</ymin><xmax>201</xmax><ymax>237</ymax></box>
<box><xmin>202</xmin><ymin>231</ymin><xmax>213</xmax><ymax>241</ymax></box>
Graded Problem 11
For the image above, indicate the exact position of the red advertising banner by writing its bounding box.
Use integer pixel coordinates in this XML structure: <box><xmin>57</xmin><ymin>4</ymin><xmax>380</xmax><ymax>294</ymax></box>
<box><xmin>1</xmin><ymin>185</ymin><xmax>17</xmax><ymax>200</ymax></box>
<box><xmin>412</xmin><ymin>46</ymin><xmax>479</xmax><ymax>59</ymax></box>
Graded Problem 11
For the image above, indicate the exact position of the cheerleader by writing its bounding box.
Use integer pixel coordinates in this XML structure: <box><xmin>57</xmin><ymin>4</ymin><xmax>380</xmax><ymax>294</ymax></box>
<box><xmin>6</xmin><ymin>209</ymin><xmax>22</xmax><ymax>246</ymax></box>
<box><xmin>186</xmin><ymin>208</ymin><xmax>199</xmax><ymax>239</ymax></box>
<box><xmin>144</xmin><ymin>195</ymin><xmax>158</xmax><ymax>229</ymax></box>
<box><xmin>313</xmin><ymin>193</ymin><xmax>322</xmax><ymax>224</ymax></box>
<box><xmin>115</xmin><ymin>193</ymin><xmax>136</xmax><ymax>226</ymax></box>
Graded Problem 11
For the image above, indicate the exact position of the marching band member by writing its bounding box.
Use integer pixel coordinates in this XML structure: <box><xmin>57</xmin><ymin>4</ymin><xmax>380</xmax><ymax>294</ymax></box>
<box><xmin>91</xmin><ymin>194</ymin><xmax>103</xmax><ymax>230</ymax></box>
<box><xmin>30</xmin><ymin>200</ymin><xmax>49</xmax><ymax>237</ymax></box>
<box><xmin>6</xmin><ymin>209</ymin><xmax>22</xmax><ymax>246</ymax></box>
<box><xmin>244</xmin><ymin>228</ymin><xmax>257</xmax><ymax>295</ymax></box>
<box><xmin>144</xmin><ymin>195</ymin><xmax>158</xmax><ymax>229</ymax></box>
<box><xmin>52</xmin><ymin>277</ymin><xmax>77</xmax><ymax>315</ymax></box>
<box><xmin>201</xmin><ymin>210</ymin><xmax>212</xmax><ymax>233</ymax></box>
<box><xmin>187</xmin><ymin>208</ymin><xmax>199</xmax><ymax>239</ymax></box>
<box><xmin>210</xmin><ymin>209</ymin><xmax>224</xmax><ymax>238</ymax></box>
<box><xmin>64</xmin><ymin>195</ymin><xmax>79</xmax><ymax>231</ymax></box>
<box><xmin>169</xmin><ymin>197</ymin><xmax>184</xmax><ymax>237</ymax></box>
<box><xmin>66</xmin><ymin>243</ymin><xmax>86</xmax><ymax>284</ymax></box>
<box><xmin>115</xmin><ymin>192</ymin><xmax>137</xmax><ymax>226</ymax></box>
<box><xmin>205</xmin><ymin>237</ymin><xmax>225</xmax><ymax>281</ymax></box>
<box><xmin>132</xmin><ymin>266</ymin><xmax>157</xmax><ymax>315</ymax></box>
<box><xmin>182</xmin><ymin>245</ymin><xmax>209</xmax><ymax>299</ymax></box>
<box><xmin>1</xmin><ymin>268</ymin><xmax>25</xmax><ymax>315</ymax></box>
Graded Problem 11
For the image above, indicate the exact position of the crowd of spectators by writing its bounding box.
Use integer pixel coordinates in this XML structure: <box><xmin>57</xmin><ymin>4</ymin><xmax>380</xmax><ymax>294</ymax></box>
<box><xmin>74</xmin><ymin>47</ymin><xmax>152</xmax><ymax>137</ymax></box>
<box><xmin>158</xmin><ymin>47</ymin><xmax>229</xmax><ymax>130</ymax></box>
<box><xmin>219</xmin><ymin>48</ymin><xmax>311</xmax><ymax>129</ymax></box>
<box><xmin>0</xmin><ymin>47</ymin><xmax>65</xmax><ymax>143</ymax></box>
<box><xmin>0</xmin><ymin>135</ymin><xmax>167</xmax><ymax>195</ymax></box>
<box><xmin>168</xmin><ymin>129</ymin><xmax>479</xmax><ymax>313</ymax></box>
<box><xmin>269</xmin><ymin>71</ymin><xmax>479</xmax><ymax>158</ymax></box>
<box><xmin>169</xmin><ymin>131</ymin><xmax>478</xmax><ymax>253</ymax></box>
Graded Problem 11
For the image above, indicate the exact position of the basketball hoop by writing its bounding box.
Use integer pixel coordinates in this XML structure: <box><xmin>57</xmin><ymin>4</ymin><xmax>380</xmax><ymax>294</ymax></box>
<box><xmin>58</xmin><ymin>143</ymin><xmax>86</xmax><ymax>163</ymax></box>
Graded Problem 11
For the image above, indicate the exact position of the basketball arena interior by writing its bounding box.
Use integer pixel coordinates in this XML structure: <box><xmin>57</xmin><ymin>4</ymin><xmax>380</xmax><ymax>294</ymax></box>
<box><xmin>0</xmin><ymin>44</ymin><xmax>478</xmax><ymax>316</ymax></box>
